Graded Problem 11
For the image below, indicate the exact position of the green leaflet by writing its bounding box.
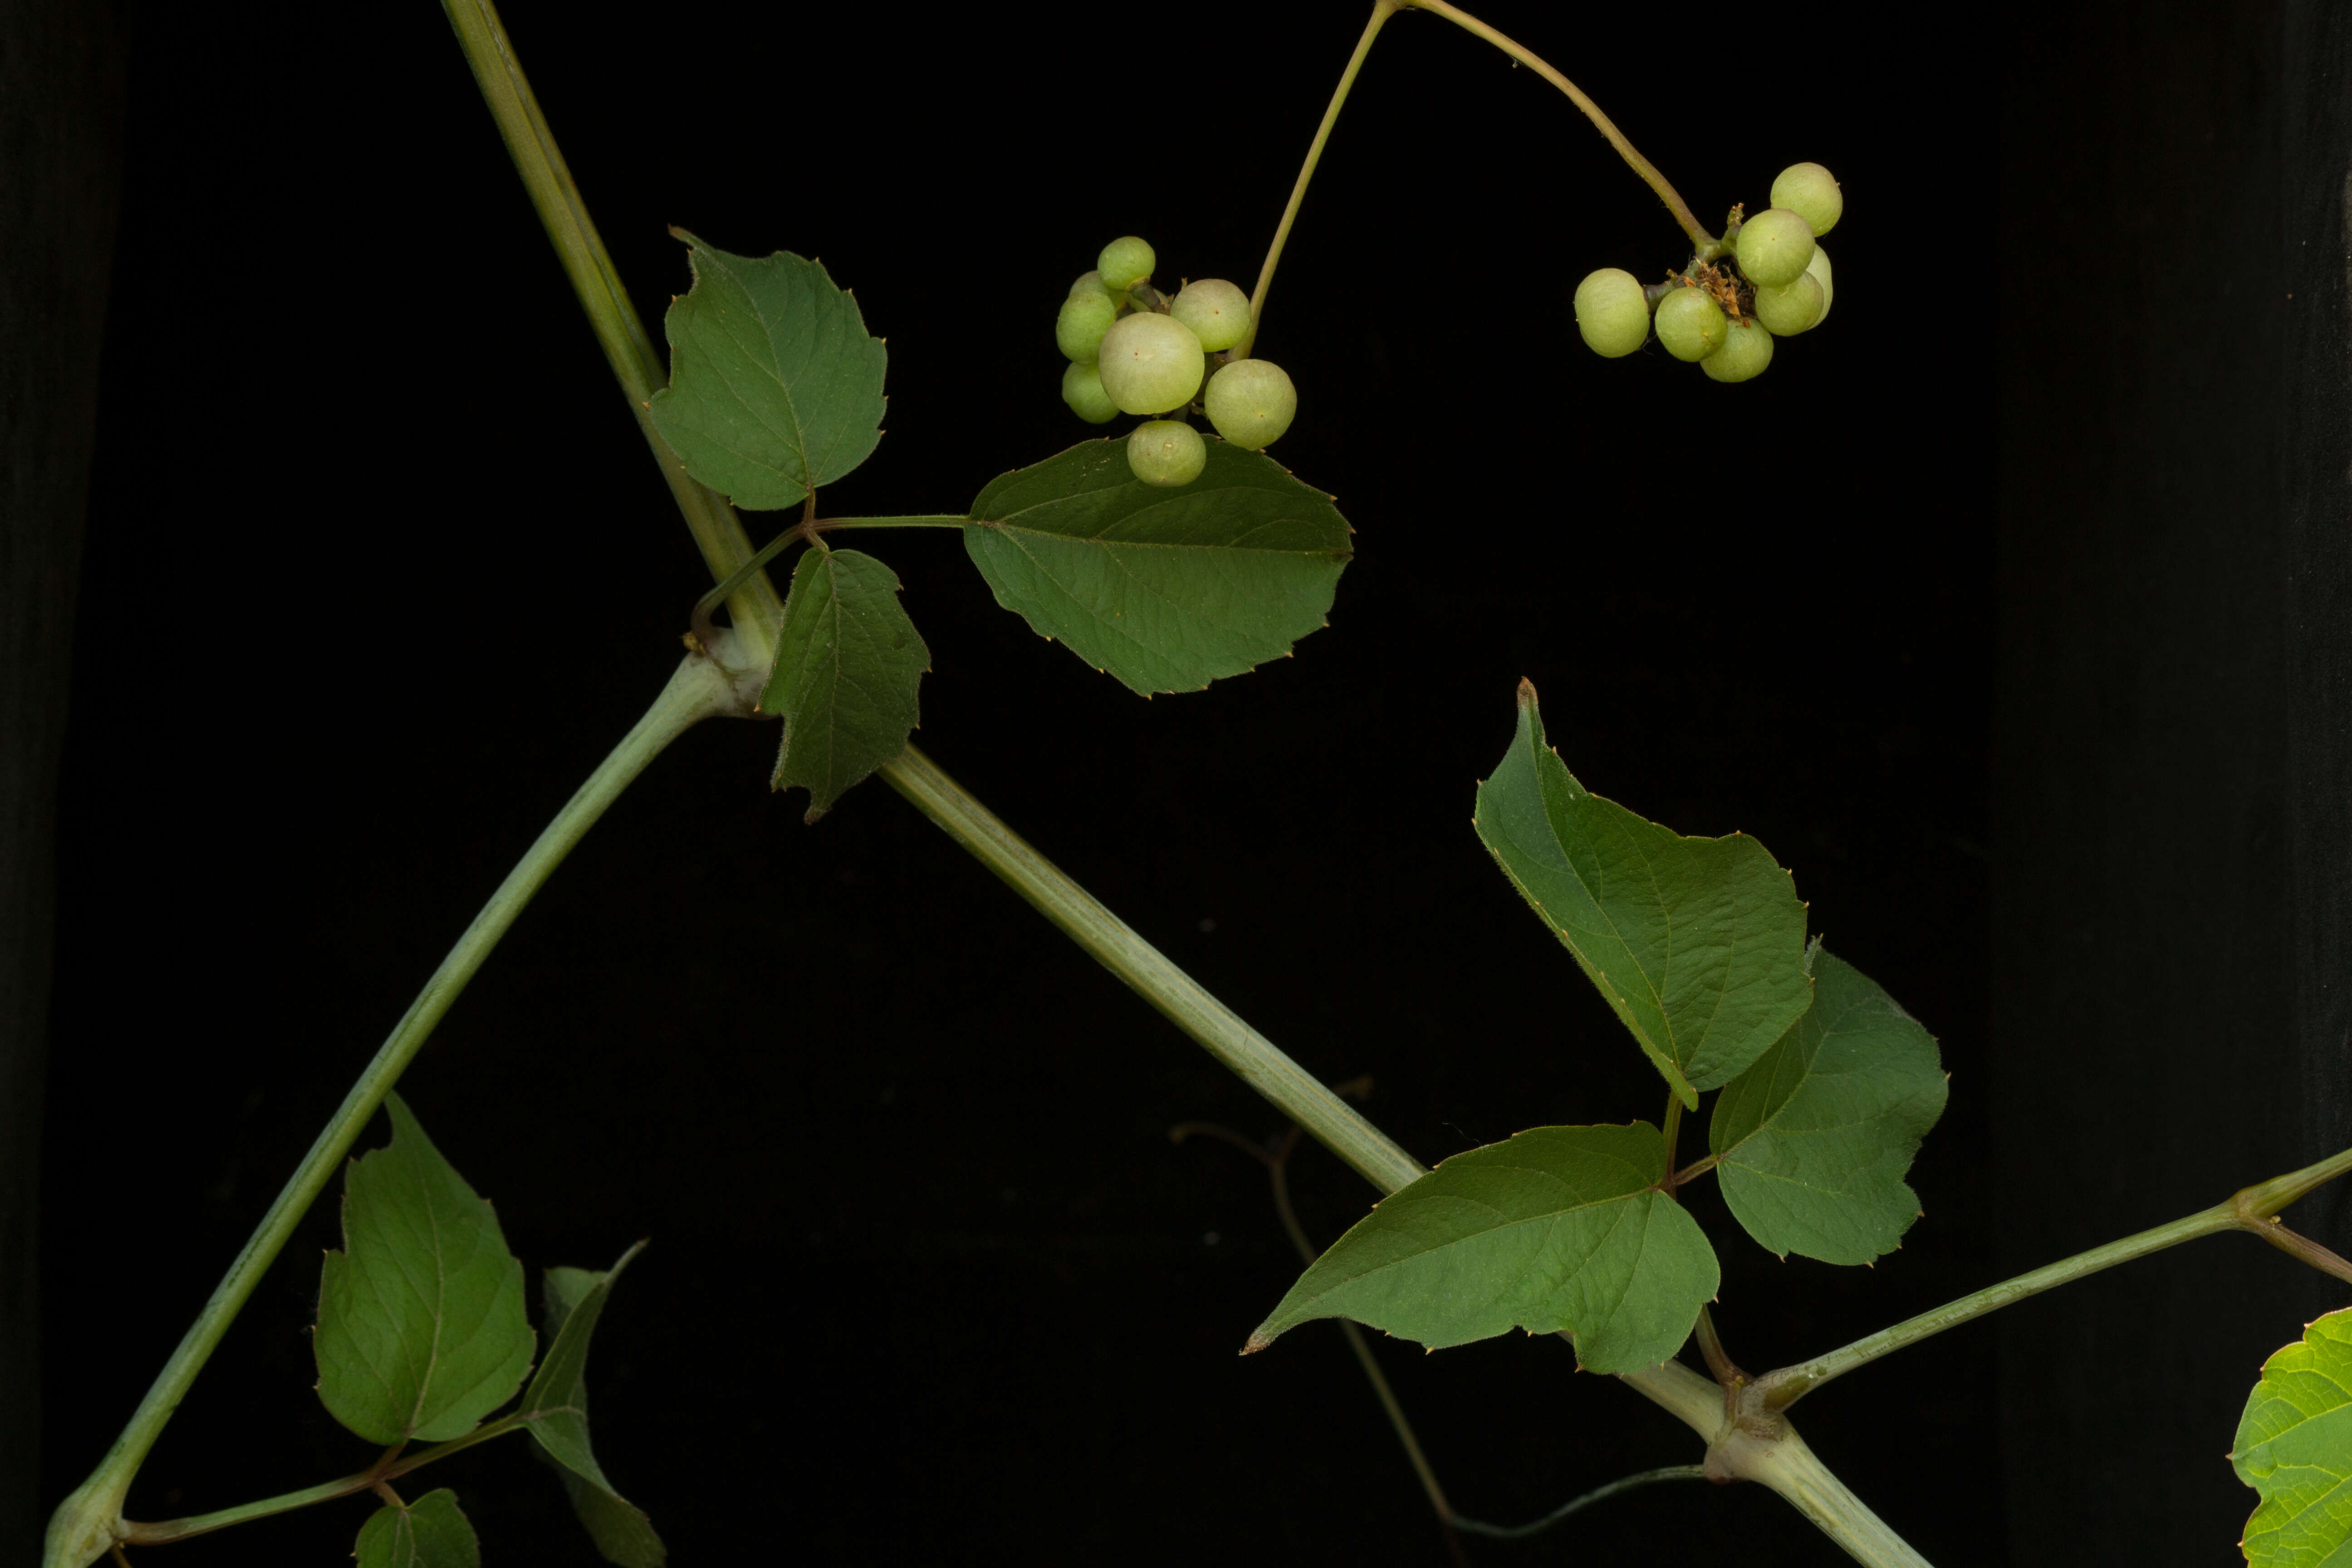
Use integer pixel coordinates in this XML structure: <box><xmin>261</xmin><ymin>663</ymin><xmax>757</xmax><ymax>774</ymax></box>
<box><xmin>1246</xmin><ymin>1123</ymin><xmax>1718</xmax><ymax>1374</ymax></box>
<box><xmin>1708</xmin><ymin>948</ymin><xmax>1947</xmax><ymax>1264</ymax></box>
<box><xmin>647</xmin><ymin>233</ymin><xmax>887</xmax><ymax>511</ymax></box>
<box><xmin>2234</xmin><ymin>1308</ymin><xmax>2352</xmax><ymax>1565</ymax></box>
<box><xmin>314</xmin><ymin>1097</ymin><xmax>535</xmax><ymax>1445</ymax></box>
<box><xmin>1473</xmin><ymin>680</ymin><xmax>1812</xmax><ymax>1109</ymax></box>
<box><xmin>353</xmin><ymin>1488</ymin><xmax>480</xmax><ymax>1568</ymax></box>
<box><xmin>527</xmin><ymin>1248</ymin><xmax>665</xmax><ymax>1568</ymax></box>
<box><xmin>763</xmin><ymin>547</ymin><xmax>928</xmax><ymax>822</ymax></box>
<box><xmin>963</xmin><ymin>439</ymin><xmax>1351</xmax><ymax>696</ymax></box>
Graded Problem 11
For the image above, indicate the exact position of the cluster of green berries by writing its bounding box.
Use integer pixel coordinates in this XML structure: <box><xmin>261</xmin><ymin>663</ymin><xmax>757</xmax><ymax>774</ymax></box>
<box><xmin>1054</xmin><ymin>235</ymin><xmax>1298</xmax><ymax>486</ymax></box>
<box><xmin>1573</xmin><ymin>163</ymin><xmax>1842</xmax><ymax>383</ymax></box>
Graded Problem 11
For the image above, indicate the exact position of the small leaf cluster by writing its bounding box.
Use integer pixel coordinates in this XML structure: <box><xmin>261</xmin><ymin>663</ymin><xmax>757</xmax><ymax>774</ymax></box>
<box><xmin>1248</xmin><ymin>680</ymin><xmax>1945</xmax><ymax>1375</ymax></box>
<box><xmin>1575</xmin><ymin>162</ymin><xmax>1842</xmax><ymax>384</ymax></box>
<box><xmin>642</xmin><ymin>232</ymin><xmax>1353</xmax><ymax>821</ymax></box>
<box><xmin>317</xmin><ymin>1098</ymin><xmax>660</xmax><ymax>1567</ymax></box>
<box><xmin>1055</xmin><ymin>236</ymin><xmax>1298</xmax><ymax>486</ymax></box>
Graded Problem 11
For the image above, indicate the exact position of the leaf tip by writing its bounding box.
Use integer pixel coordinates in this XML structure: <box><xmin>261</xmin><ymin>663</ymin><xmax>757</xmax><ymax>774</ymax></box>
<box><xmin>1515</xmin><ymin>676</ymin><xmax>1539</xmax><ymax>710</ymax></box>
<box><xmin>1240</xmin><ymin>1331</ymin><xmax>1274</xmax><ymax>1356</ymax></box>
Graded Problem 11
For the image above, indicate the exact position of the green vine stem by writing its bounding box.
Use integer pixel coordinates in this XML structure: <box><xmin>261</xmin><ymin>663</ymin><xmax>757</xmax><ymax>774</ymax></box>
<box><xmin>42</xmin><ymin>648</ymin><xmax>749</xmax><ymax>1568</ymax></box>
<box><xmin>439</xmin><ymin>0</ymin><xmax>783</xmax><ymax>661</ymax></box>
<box><xmin>118</xmin><ymin>1413</ymin><xmax>527</xmax><ymax>1548</ymax></box>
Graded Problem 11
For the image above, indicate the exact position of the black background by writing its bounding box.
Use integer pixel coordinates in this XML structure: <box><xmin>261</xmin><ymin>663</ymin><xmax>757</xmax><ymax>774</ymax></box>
<box><xmin>25</xmin><ymin>2</ymin><xmax>2341</xmax><ymax>1564</ymax></box>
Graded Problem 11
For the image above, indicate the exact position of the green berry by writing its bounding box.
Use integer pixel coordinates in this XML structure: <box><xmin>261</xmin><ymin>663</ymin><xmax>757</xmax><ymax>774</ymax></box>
<box><xmin>1096</xmin><ymin>312</ymin><xmax>1205</xmax><ymax>414</ymax></box>
<box><xmin>1171</xmin><ymin>279</ymin><xmax>1252</xmax><ymax>352</ymax></box>
<box><xmin>1098</xmin><ymin>235</ymin><xmax>1156</xmax><ymax>294</ymax></box>
<box><xmin>1573</xmin><ymin>268</ymin><xmax>1650</xmax><ymax>357</ymax></box>
<box><xmin>1734</xmin><ymin>209</ymin><xmax>1815</xmax><ymax>288</ymax></box>
<box><xmin>1653</xmin><ymin>287</ymin><xmax>1727</xmax><ymax>361</ymax></box>
<box><xmin>1127</xmin><ymin>419</ymin><xmax>1207</xmax><ymax>486</ymax></box>
<box><xmin>1805</xmin><ymin>244</ymin><xmax>1833</xmax><ymax>325</ymax></box>
<box><xmin>1204</xmin><ymin>358</ymin><xmax>1297</xmax><ymax>450</ymax></box>
<box><xmin>1752</xmin><ymin>272</ymin><xmax>1824</xmax><ymax>335</ymax></box>
<box><xmin>1770</xmin><ymin>162</ymin><xmax>1842</xmax><ymax>237</ymax></box>
<box><xmin>1702</xmin><ymin>317</ymin><xmax>1774</xmax><ymax>382</ymax></box>
<box><xmin>1070</xmin><ymin>270</ymin><xmax>1120</xmax><ymax>304</ymax></box>
<box><xmin>1062</xmin><ymin>361</ymin><xmax>1120</xmax><ymax>424</ymax></box>
<box><xmin>1056</xmin><ymin>291</ymin><xmax>1119</xmax><ymax>363</ymax></box>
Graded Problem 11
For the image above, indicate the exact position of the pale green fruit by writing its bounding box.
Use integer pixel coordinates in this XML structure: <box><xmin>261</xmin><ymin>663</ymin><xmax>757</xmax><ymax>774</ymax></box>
<box><xmin>1062</xmin><ymin>361</ymin><xmax>1120</xmax><ymax>424</ymax></box>
<box><xmin>1127</xmin><ymin>419</ymin><xmax>1207</xmax><ymax>485</ymax></box>
<box><xmin>1096</xmin><ymin>312</ymin><xmax>1205</xmax><ymax>414</ymax></box>
<box><xmin>1070</xmin><ymin>269</ymin><xmax>1120</xmax><ymax>303</ymax></box>
<box><xmin>1204</xmin><ymin>358</ymin><xmax>1297</xmax><ymax>450</ymax></box>
<box><xmin>1654</xmin><ymin>287</ymin><xmax>1727</xmax><ymax>361</ymax></box>
<box><xmin>1752</xmin><ymin>271</ymin><xmax>1824</xmax><ymax>335</ymax></box>
<box><xmin>1702</xmin><ymin>317</ymin><xmax>1774</xmax><ymax>382</ymax></box>
<box><xmin>1770</xmin><ymin>162</ymin><xmax>1842</xmax><ymax>236</ymax></box>
<box><xmin>1734</xmin><ymin>208</ymin><xmax>1815</xmax><ymax>288</ymax></box>
<box><xmin>1805</xmin><ymin>244</ymin><xmax>1834</xmax><ymax>325</ymax></box>
<box><xmin>1573</xmin><ymin>268</ymin><xmax>1650</xmax><ymax>357</ymax></box>
<box><xmin>1171</xmin><ymin>279</ymin><xmax>1252</xmax><ymax>352</ymax></box>
<box><xmin>1056</xmin><ymin>291</ymin><xmax>1119</xmax><ymax>363</ymax></box>
<box><xmin>1098</xmin><ymin>235</ymin><xmax>1156</xmax><ymax>294</ymax></box>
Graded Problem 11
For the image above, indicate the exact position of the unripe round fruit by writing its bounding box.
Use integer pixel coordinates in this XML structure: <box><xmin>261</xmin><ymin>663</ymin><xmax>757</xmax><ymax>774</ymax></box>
<box><xmin>1096</xmin><ymin>312</ymin><xmax>1205</xmax><ymax>414</ymax></box>
<box><xmin>1573</xmin><ymin>268</ymin><xmax>1650</xmax><ymax>357</ymax></box>
<box><xmin>1204</xmin><ymin>358</ymin><xmax>1297</xmax><ymax>450</ymax></box>
<box><xmin>1070</xmin><ymin>270</ymin><xmax>1120</xmax><ymax>303</ymax></box>
<box><xmin>1098</xmin><ymin>235</ymin><xmax>1156</xmax><ymax>294</ymax></box>
<box><xmin>1056</xmin><ymin>291</ymin><xmax>1119</xmax><ymax>363</ymax></box>
<box><xmin>1062</xmin><ymin>361</ymin><xmax>1120</xmax><ymax>424</ymax></box>
<box><xmin>1702</xmin><ymin>317</ymin><xmax>1774</xmax><ymax>382</ymax></box>
<box><xmin>1171</xmin><ymin>279</ymin><xmax>1252</xmax><ymax>352</ymax></box>
<box><xmin>1127</xmin><ymin>419</ymin><xmax>1207</xmax><ymax>486</ymax></box>
<box><xmin>1752</xmin><ymin>271</ymin><xmax>1824</xmax><ymax>335</ymax></box>
<box><xmin>1735</xmin><ymin>209</ymin><xmax>1816</xmax><ymax>288</ymax></box>
<box><xmin>1770</xmin><ymin>162</ymin><xmax>1842</xmax><ymax>237</ymax></box>
<box><xmin>1654</xmin><ymin>287</ymin><xmax>1727</xmax><ymax>361</ymax></box>
<box><xmin>1804</xmin><ymin>244</ymin><xmax>1834</xmax><ymax>325</ymax></box>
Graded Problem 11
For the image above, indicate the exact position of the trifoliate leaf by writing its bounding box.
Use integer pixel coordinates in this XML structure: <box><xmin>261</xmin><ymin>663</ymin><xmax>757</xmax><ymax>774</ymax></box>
<box><xmin>763</xmin><ymin>547</ymin><xmax>928</xmax><ymax>822</ymax></box>
<box><xmin>314</xmin><ymin>1097</ymin><xmax>534</xmax><ymax>1444</ymax></box>
<box><xmin>963</xmin><ymin>439</ymin><xmax>1350</xmax><ymax>696</ymax></box>
<box><xmin>1708</xmin><ymin>948</ymin><xmax>1947</xmax><ymax>1264</ymax></box>
<box><xmin>1473</xmin><ymin>680</ymin><xmax>1811</xmax><ymax>1108</ymax></box>
<box><xmin>2234</xmin><ymin>1307</ymin><xmax>2352</xmax><ymax>1565</ymax></box>
<box><xmin>647</xmin><ymin>232</ymin><xmax>887</xmax><ymax>511</ymax></box>
<box><xmin>1246</xmin><ymin>1123</ymin><xmax>1717</xmax><ymax>1374</ymax></box>
<box><xmin>525</xmin><ymin>1247</ymin><xmax>664</xmax><ymax>1568</ymax></box>
<box><xmin>353</xmin><ymin>1489</ymin><xmax>480</xmax><ymax>1568</ymax></box>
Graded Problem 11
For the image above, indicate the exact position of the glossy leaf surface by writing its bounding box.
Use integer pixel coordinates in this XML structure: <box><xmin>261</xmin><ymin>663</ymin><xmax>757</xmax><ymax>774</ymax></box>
<box><xmin>963</xmin><ymin>439</ymin><xmax>1350</xmax><ymax>695</ymax></box>
<box><xmin>314</xmin><ymin>1097</ymin><xmax>534</xmax><ymax>1444</ymax></box>
<box><xmin>1474</xmin><ymin>680</ymin><xmax>1811</xmax><ymax>1107</ymax></box>
<box><xmin>2234</xmin><ymin>1308</ymin><xmax>2352</xmax><ymax>1565</ymax></box>
<box><xmin>354</xmin><ymin>1489</ymin><xmax>480</xmax><ymax>1568</ymax></box>
<box><xmin>1709</xmin><ymin>947</ymin><xmax>1947</xmax><ymax>1264</ymax></box>
<box><xmin>1246</xmin><ymin>1123</ymin><xmax>1717</xmax><ymax>1374</ymax></box>
<box><xmin>647</xmin><ymin>233</ymin><xmax>887</xmax><ymax>510</ymax></box>
<box><xmin>763</xmin><ymin>547</ymin><xmax>928</xmax><ymax>821</ymax></box>
<box><xmin>525</xmin><ymin>1247</ymin><xmax>665</xmax><ymax>1568</ymax></box>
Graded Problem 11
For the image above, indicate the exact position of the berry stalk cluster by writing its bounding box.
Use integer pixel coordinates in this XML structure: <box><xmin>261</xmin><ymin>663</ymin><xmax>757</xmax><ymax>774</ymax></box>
<box><xmin>1574</xmin><ymin>162</ymin><xmax>1842</xmax><ymax>383</ymax></box>
<box><xmin>1055</xmin><ymin>236</ymin><xmax>1300</xmax><ymax>486</ymax></box>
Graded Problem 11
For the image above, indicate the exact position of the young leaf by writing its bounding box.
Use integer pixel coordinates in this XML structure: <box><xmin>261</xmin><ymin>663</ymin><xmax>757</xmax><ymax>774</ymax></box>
<box><xmin>763</xmin><ymin>546</ymin><xmax>928</xmax><ymax>822</ymax></box>
<box><xmin>963</xmin><ymin>438</ymin><xmax>1351</xmax><ymax>696</ymax></box>
<box><xmin>314</xmin><ymin>1097</ymin><xmax>535</xmax><ymax>1445</ymax></box>
<box><xmin>524</xmin><ymin>1245</ymin><xmax>665</xmax><ymax>1568</ymax></box>
<box><xmin>1472</xmin><ymin>680</ymin><xmax>1811</xmax><ymax>1109</ymax></box>
<box><xmin>1707</xmin><ymin>948</ymin><xmax>1948</xmax><ymax>1264</ymax></box>
<box><xmin>1245</xmin><ymin>1123</ymin><xmax>1718</xmax><ymax>1374</ymax></box>
<box><xmin>2234</xmin><ymin>1308</ymin><xmax>2352</xmax><ymax>1565</ymax></box>
<box><xmin>354</xmin><ymin>1488</ymin><xmax>480</xmax><ymax>1568</ymax></box>
<box><xmin>647</xmin><ymin>232</ymin><xmax>887</xmax><ymax>511</ymax></box>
